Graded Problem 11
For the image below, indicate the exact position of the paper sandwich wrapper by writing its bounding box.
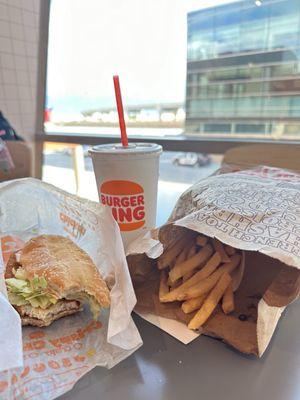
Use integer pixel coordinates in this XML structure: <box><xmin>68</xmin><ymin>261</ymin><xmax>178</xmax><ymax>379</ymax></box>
<box><xmin>127</xmin><ymin>164</ymin><xmax>300</xmax><ymax>357</ymax></box>
<box><xmin>0</xmin><ymin>178</ymin><xmax>142</xmax><ymax>400</ymax></box>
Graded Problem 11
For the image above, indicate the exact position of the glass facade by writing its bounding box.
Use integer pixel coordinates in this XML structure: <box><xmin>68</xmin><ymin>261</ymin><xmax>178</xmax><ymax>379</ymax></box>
<box><xmin>185</xmin><ymin>0</ymin><xmax>300</xmax><ymax>138</ymax></box>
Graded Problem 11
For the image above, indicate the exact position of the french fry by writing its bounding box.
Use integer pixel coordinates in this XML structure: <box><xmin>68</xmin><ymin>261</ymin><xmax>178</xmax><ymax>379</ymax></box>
<box><xmin>182</xmin><ymin>270</ymin><xmax>195</xmax><ymax>282</ymax></box>
<box><xmin>225</xmin><ymin>245</ymin><xmax>236</xmax><ymax>256</ymax></box>
<box><xmin>160</xmin><ymin>253</ymin><xmax>240</xmax><ymax>303</ymax></box>
<box><xmin>187</xmin><ymin>244</ymin><xmax>196</xmax><ymax>258</ymax></box>
<box><xmin>167</xmin><ymin>275</ymin><xmax>181</xmax><ymax>287</ymax></box>
<box><xmin>176</xmin><ymin>253</ymin><xmax>241</xmax><ymax>301</ymax></box>
<box><xmin>176</xmin><ymin>248</ymin><xmax>187</xmax><ymax>265</ymax></box>
<box><xmin>157</xmin><ymin>236</ymin><xmax>190</xmax><ymax>269</ymax></box>
<box><xmin>222</xmin><ymin>253</ymin><xmax>241</xmax><ymax>273</ymax></box>
<box><xmin>168</xmin><ymin>247</ymin><xmax>190</xmax><ymax>282</ymax></box>
<box><xmin>222</xmin><ymin>282</ymin><xmax>234</xmax><ymax>314</ymax></box>
<box><xmin>159</xmin><ymin>270</ymin><xmax>169</xmax><ymax>301</ymax></box>
<box><xmin>177</xmin><ymin>268</ymin><xmax>223</xmax><ymax>301</ymax></box>
<box><xmin>188</xmin><ymin>273</ymin><xmax>232</xmax><ymax>330</ymax></box>
<box><xmin>170</xmin><ymin>278</ymin><xmax>182</xmax><ymax>289</ymax></box>
<box><xmin>183</xmin><ymin>251</ymin><xmax>221</xmax><ymax>284</ymax></box>
<box><xmin>196</xmin><ymin>235</ymin><xmax>208</xmax><ymax>247</ymax></box>
<box><xmin>222</xmin><ymin>253</ymin><xmax>241</xmax><ymax>275</ymax></box>
<box><xmin>168</xmin><ymin>244</ymin><xmax>213</xmax><ymax>283</ymax></box>
<box><xmin>182</xmin><ymin>245</ymin><xmax>197</xmax><ymax>280</ymax></box>
<box><xmin>197</xmin><ymin>252</ymin><xmax>221</xmax><ymax>277</ymax></box>
<box><xmin>169</xmin><ymin>258</ymin><xmax>176</xmax><ymax>270</ymax></box>
<box><xmin>213</xmin><ymin>239</ymin><xmax>231</xmax><ymax>263</ymax></box>
<box><xmin>160</xmin><ymin>271</ymin><xmax>206</xmax><ymax>302</ymax></box>
<box><xmin>181</xmin><ymin>294</ymin><xmax>206</xmax><ymax>314</ymax></box>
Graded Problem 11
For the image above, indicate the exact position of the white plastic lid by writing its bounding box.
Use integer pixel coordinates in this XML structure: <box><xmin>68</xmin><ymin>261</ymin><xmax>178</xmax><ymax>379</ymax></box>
<box><xmin>89</xmin><ymin>142</ymin><xmax>162</xmax><ymax>156</ymax></box>
<box><xmin>89</xmin><ymin>143</ymin><xmax>162</xmax><ymax>158</ymax></box>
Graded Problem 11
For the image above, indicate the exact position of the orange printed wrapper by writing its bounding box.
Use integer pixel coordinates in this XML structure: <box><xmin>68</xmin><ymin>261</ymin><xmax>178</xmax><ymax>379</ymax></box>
<box><xmin>0</xmin><ymin>178</ymin><xmax>142</xmax><ymax>400</ymax></box>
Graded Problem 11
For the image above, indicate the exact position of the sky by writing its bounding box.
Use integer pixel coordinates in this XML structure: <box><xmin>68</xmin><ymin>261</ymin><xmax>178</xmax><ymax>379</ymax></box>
<box><xmin>47</xmin><ymin>0</ymin><xmax>240</xmax><ymax>112</ymax></box>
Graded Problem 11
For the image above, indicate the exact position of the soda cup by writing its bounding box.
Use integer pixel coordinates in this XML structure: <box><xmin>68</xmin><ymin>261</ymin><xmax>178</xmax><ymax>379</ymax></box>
<box><xmin>89</xmin><ymin>143</ymin><xmax>162</xmax><ymax>249</ymax></box>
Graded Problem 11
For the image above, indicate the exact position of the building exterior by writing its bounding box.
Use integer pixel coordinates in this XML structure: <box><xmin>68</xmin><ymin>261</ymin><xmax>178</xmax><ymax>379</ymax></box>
<box><xmin>185</xmin><ymin>0</ymin><xmax>300</xmax><ymax>139</ymax></box>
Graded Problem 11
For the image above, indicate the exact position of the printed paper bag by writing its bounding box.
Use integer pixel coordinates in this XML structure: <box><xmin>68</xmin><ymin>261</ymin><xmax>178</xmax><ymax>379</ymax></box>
<box><xmin>128</xmin><ymin>166</ymin><xmax>300</xmax><ymax>356</ymax></box>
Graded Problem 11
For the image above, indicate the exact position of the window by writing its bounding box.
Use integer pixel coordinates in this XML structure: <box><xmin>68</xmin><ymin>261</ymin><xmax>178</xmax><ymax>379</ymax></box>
<box><xmin>44</xmin><ymin>0</ymin><xmax>300</xmax><ymax>142</ymax></box>
<box><xmin>39</xmin><ymin>0</ymin><xmax>300</xmax><ymax>186</ymax></box>
<box><xmin>46</xmin><ymin>0</ymin><xmax>194</xmax><ymax>138</ymax></box>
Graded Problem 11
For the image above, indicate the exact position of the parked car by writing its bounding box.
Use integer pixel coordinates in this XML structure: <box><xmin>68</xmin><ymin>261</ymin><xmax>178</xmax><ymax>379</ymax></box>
<box><xmin>173</xmin><ymin>152</ymin><xmax>212</xmax><ymax>167</ymax></box>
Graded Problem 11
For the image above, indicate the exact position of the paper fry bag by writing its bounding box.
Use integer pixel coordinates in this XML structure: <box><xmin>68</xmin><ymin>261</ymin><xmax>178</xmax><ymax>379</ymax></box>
<box><xmin>127</xmin><ymin>166</ymin><xmax>300</xmax><ymax>356</ymax></box>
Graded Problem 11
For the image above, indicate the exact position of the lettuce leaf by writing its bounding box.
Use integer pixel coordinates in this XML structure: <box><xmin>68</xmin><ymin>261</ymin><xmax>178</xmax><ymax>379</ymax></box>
<box><xmin>5</xmin><ymin>275</ymin><xmax>57</xmax><ymax>309</ymax></box>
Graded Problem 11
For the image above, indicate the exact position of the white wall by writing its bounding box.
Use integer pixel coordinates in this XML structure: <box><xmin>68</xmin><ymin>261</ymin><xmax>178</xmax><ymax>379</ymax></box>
<box><xmin>0</xmin><ymin>0</ymin><xmax>41</xmax><ymax>142</ymax></box>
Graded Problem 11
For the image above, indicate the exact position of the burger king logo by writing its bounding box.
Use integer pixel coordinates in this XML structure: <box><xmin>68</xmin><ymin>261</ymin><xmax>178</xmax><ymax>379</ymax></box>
<box><xmin>100</xmin><ymin>180</ymin><xmax>145</xmax><ymax>231</ymax></box>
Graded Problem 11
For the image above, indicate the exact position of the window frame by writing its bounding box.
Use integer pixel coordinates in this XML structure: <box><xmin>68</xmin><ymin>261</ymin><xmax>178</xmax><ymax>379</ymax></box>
<box><xmin>35</xmin><ymin>0</ymin><xmax>300</xmax><ymax>178</ymax></box>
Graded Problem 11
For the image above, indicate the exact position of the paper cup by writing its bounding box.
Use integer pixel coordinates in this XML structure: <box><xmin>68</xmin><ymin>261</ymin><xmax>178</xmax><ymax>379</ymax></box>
<box><xmin>89</xmin><ymin>143</ymin><xmax>162</xmax><ymax>249</ymax></box>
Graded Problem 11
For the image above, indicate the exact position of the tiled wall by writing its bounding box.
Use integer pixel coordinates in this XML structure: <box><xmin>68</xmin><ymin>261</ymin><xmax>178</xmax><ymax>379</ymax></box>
<box><xmin>0</xmin><ymin>0</ymin><xmax>41</xmax><ymax>142</ymax></box>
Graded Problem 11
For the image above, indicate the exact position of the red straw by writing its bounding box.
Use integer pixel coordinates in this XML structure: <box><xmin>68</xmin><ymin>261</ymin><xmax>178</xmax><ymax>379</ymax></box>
<box><xmin>113</xmin><ymin>75</ymin><xmax>128</xmax><ymax>147</ymax></box>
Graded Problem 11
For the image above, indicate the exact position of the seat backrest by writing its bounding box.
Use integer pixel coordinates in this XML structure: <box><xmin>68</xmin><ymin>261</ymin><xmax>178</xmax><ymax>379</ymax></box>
<box><xmin>0</xmin><ymin>141</ymin><xmax>32</xmax><ymax>181</ymax></box>
<box><xmin>223</xmin><ymin>144</ymin><xmax>300</xmax><ymax>172</ymax></box>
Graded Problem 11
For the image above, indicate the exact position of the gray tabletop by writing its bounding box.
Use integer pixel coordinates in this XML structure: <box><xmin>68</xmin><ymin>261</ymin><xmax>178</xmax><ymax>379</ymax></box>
<box><xmin>59</xmin><ymin>183</ymin><xmax>300</xmax><ymax>400</ymax></box>
<box><xmin>59</xmin><ymin>305</ymin><xmax>300</xmax><ymax>400</ymax></box>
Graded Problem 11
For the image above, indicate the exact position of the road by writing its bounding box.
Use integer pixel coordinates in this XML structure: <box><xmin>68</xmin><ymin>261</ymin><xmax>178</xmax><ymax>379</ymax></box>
<box><xmin>44</xmin><ymin>150</ymin><xmax>220</xmax><ymax>185</ymax></box>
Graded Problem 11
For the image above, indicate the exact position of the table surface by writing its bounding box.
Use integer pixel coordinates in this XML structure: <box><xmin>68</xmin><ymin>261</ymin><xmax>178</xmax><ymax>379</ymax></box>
<box><xmin>59</xmin><ymin>309</ymin><xmax>300</xmax><ymax>400</ymax></box>
<box><xmin>58</xmin><ymin>189</ymin><xmax>300</xmax><ymax>400</ymax></box>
